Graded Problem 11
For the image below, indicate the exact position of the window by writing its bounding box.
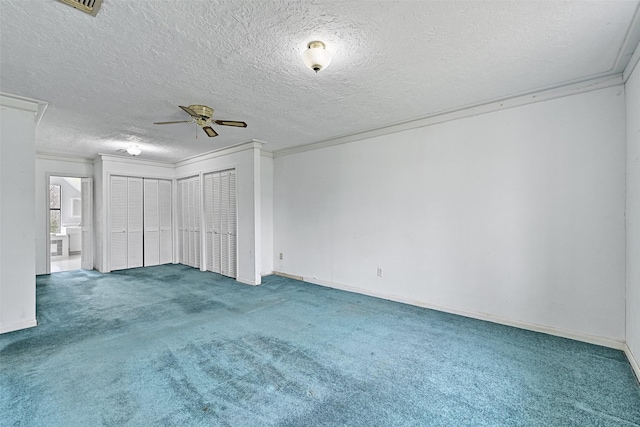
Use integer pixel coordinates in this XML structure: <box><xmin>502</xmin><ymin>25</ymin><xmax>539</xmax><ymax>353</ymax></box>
<box><xmin>50</xmin><ymin>184</ymin><xmax>61</xmax><ymax>234</ymax></box>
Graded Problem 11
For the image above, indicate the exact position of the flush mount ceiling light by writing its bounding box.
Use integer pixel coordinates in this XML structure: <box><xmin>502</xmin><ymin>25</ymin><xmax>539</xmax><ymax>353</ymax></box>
<box><xmin>303</xmin><ymin>41</ymin><xmax>332</xmax><ymax>73</ymax></box>
<box><xmin>126</xmin><ymin>146</ymin><xmax>142</xmax><ymax>156</ymax></box>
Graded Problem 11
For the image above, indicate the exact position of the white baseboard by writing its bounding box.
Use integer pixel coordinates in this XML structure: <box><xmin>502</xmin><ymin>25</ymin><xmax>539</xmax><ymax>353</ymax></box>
<box><xmin>0</xmin><ymin>319</ymin><xmax>37</xmax><ymax>334</ymax></box>
<box><xmin>273</xmin><ymin>271</ymin><xmax>303</xmax><ymax>281</ymax></box>
<box><xmin>624</xmin><ymin>344</ymin><xmax>640</xmax><ymax>384</ymax></box>
<box><xmin>236</xmin><ymin>276</ymin><xmax>260</xmax><ymax>286</ymax></box>
<box><xmin>272</xmin><ymin>271</ymin><xmax>625</xmax><ymax>351</ymax></box>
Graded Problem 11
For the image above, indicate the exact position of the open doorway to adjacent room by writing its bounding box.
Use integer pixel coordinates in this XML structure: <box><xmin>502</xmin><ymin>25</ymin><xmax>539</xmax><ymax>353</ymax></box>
<box><xmin>48</xmin><ymin>175</ymin><xmax>93</xmax><ymax>273</ymax></box>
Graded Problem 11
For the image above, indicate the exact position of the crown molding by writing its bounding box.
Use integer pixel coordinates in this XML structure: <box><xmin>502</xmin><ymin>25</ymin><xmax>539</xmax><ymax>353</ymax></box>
<box><xmin>624</xmin><ymin>41</ymin><xmax>640</xmax><ymax>83</ymax></box>
<box><xmin>96</xmin><ymin>153</ymin><xmax>175</xmax><ymax>168</ymax></box>
<box><xmin>36</xmin><ymin>152</ymin><xmax>94</xmax><ymax>164</ymax></box>
<box><xmin>613</xmin><ymin>3</ymin><xmax>640</xmax><ymax>74</ymax></box>
<box><xmin>174</xmin><ymin>139</ymin><xmax>265</xmax><ymax>168</ymax></box>
<box><xmin>273</xmin><ymin>74</ymin><xmax>623</xmax><ymax>158</ymax></box>
<box><xmin>0</xmin><ymin>92</ymin><xmax>48</xmax><ymax>127</ymax></box>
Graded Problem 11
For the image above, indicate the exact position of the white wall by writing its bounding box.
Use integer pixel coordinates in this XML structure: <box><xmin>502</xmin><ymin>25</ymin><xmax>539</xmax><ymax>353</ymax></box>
<box><xmin>35</xmin><ymin>156</ymin><xmax>93</xmax><ymax>275</ymax></box>
<box><xmin>626</xmin><ymin>61</ymin><xmax>640</xmax><ymax>373</ymax></box>
<box><xmin>174</xmin><ymin>142</ymin><xmax>262</xmax><ymax>285</ymax></box>
<box><xmin>261</xmin><ymin>153</ymin><xmax>274</xmax><ymax>275</ymax></box>
<box><xmin>0</xmin><ymin>99</ymin><xmax>37</xmax><ymax>333</ymax></box>
<box><xmin>274</xmin><ymin>86</ymin><xmax>626</xmax><ymax>345</ymax></box>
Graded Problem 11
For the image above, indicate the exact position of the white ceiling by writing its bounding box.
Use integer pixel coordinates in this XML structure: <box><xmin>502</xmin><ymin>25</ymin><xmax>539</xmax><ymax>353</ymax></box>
<box><xmin>1</xmin><ymin>0</ymin><xmax>639</xmax><ymax>163</ymax></box>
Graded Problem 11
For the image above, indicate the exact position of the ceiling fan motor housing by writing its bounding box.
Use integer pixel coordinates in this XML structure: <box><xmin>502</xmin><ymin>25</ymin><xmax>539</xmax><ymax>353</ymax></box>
<box><xmin>189</xmin><ymin>105</ymin><xmax>214</xmax><ymax>122</ymax></box>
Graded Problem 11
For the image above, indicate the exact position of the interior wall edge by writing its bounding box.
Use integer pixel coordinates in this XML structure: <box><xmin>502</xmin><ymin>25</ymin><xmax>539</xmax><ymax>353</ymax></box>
<box><xmin>275</xmin><ymin>272</ymin><xmax>627</xmax><ymax>351</ymax></box>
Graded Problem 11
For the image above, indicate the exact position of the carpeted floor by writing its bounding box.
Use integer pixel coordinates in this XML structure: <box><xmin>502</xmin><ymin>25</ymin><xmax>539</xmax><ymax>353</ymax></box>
<box><xmin>1</xmin><ymin>265</ymin><xmax>639</xmax><ymax>426</ymax></box>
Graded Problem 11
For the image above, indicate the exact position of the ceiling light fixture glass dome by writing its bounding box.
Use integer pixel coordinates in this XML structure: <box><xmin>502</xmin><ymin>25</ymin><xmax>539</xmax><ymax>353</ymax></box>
<box><xmin>126</xmin><ymin>146</ymin><xmax>141</xmax><ymax>156</ymax></box>
<box><xmin>303</xmin><ymin>41</ymin><xmax>332</xmax><ymax>73</ymax></box>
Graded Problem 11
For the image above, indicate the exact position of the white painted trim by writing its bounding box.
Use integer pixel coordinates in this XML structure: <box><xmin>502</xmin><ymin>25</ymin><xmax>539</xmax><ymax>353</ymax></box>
<box><xmin>236</xmin><ymin>276</ymin><xmax>260</xmax><ymax>286</ymax></box>
<box><xmin>614</xmin><ymin>3</ymin><xmax>640</xmax><ymax>74</ymax></box>
<box><xmin>0</xmin><ymin>319</ymin><xmax>37</xmax><ymax>334</ymax></box>
<box><xmin>260</xmin><ymin>150</ymin><xmax>274</xmax><ymax>158</ymax></box>
<box><xmin>273</xmin><ymin>75</ymin><xmax>623</xmax><ymax>158</ymax></box>
<box><xmin>273</xmin><ymin>272</ymin><xmax>626</xmax><ymax>350</ymax></box>
<box><xmin>623</xmin><ymin>41</ymin><xmax>640</xmax><ymax>83</ymax></box>
<box><xmin>624</xmin><ymin>344</ymin><xmax>640</xmax><ymax>384</ymax></box>
<box><xmin>0</xmin><ymin>93</ymin><xmax>48</xmax><ymax>126</ymax></box>
<box><xmin>175</xmin><ymin>140</ymin><xmax>265</xmax><ymax>167</ymax></box>
<box><xmin>97</xmin><ymin>153</ymin><xmax>174</xmax><ymax>167</ymax></box>
<box><xmin>37</xmin><ymin>152</ymin><xmax>94</xmax><ymax>164</ymax></box>
<box><xmin>274</xmin><ymin>271</ymin><xmax>303</xmax><ymax>281</ymax></box>
<box><xmin>0</xmin><ymin>93</ymin><xmax>40</xmax><ymax>112</ymax></box>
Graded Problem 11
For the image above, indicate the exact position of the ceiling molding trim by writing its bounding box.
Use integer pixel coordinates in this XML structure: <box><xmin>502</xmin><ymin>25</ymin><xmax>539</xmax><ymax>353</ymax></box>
<box><xmin>624</xmin><ymin>41</ymin><xmax>640</xmax><ymax>83</ymax></box>
<box><xmin>0</xmin><ymin>93</ymin><xmax>48</xmax><ymax>127</ymax></box>
<box><xmin>36</xmin><ymin>152</ymin><xmax>94</xmax><ymax>164</ymax></box>
<box><xmin>613</xmin><ymin>3</ymin><xmax>640</xmax><ymax>74</ymax></box>
<box><xmin>174</xmin><ymin>139</ymin><xmax>265</xmax><ymax>168</ymax></box>
<box><xmin>273</xmin><ymin>74</ymin><xmax>623</xmax><ymax>158</ymax></box>
<box><xmin>97</xmin><ymin>153</ymin><xmax>175</xmax><ymax>168</ymax></box>
<box><xmin>260</xmin><ymin>150</ymin><xmax>274</xmax><ymax>158</ymax></box>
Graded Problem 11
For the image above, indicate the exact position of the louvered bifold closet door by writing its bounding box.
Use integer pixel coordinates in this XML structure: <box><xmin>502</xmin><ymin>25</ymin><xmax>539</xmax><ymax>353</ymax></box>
<box><xmin>220</xmin><ymin>172</ymin><xmax>229</xmax><ymax>276</ymax></box>
<box><xmin>212</xmin><ymin>173</ymin><xmax>222</xmax><ymax>274</ymax></box>
<box><xmin>193</xmin><ymin>178</ymin><xmax>201</xmax><ymax>269</ymax></box>
<box><xmin>110</xmin><ymin>176</ymin><xmax>128</xmax><ymax>271</ymax></box>
<box><xmin>127</xmin><ymin>177</ymin><xmax>144</xmax><ymax>268</ymax></box>
<box><xmin>204</xmin><ymin>174</ymin><xmax>214</xmax><ymax>273</ymax></box>
<box><xmin>179</xmin><ymin>180</ymin><xmax>188</xmax><ymax>265</ymax></box>
<box><xmin>158</xmin><ymin>180</ymin><xmax>173</xmax><ymax>265</ymax></box>
<box><xmin>227</xmin><ymin>170</ymin><xmax>237</xmax><ymax>278</ymax></box>
<box><xmin>144</xmin><ymin>179</ymin><xmax>160</xmax><ymax>267</ymax></box>
<box><xmin>177</xmin><ymin>176</ymin><xmax>201</xmax><ymax>269</ymax></box>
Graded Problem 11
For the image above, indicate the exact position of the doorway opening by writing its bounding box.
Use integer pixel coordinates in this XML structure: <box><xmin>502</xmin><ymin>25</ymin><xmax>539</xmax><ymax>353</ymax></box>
<box><xmin>48</xmin><ymin>175</ymin><xmax>93</xmax><ymax>273</ymax></box>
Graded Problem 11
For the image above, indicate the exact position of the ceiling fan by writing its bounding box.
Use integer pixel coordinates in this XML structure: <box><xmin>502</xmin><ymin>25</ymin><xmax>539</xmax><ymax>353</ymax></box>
<box><xmin>154</xmin><ymin>105</ymin><xmax>247</xmax><ymax>137</ymax></box>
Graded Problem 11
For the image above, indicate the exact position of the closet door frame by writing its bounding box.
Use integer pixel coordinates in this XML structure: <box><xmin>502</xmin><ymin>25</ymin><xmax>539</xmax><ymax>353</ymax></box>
<box><xmin>105</xmin><ymin>172</ymin><xmax>175</xmax><ymax>273</ymax></box>
<box><xmin>201</xmin><ymin>167</ymin><xmax>238</xmax><ymax>278</ymax></box>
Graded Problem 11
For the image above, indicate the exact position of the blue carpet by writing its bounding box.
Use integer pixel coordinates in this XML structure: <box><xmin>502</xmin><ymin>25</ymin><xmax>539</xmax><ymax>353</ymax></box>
<box><xmin>1</xmin><ymin>264</ymin><xmax>639</xmax><ymax>426</ymax></box>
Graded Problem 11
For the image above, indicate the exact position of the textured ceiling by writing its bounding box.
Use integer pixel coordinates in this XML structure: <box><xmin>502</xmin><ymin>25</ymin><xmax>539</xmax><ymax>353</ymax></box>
<box><xmin>1</xmin><ymin>0</ymin><xmax>639</xmax><ymax>162</ymax></box>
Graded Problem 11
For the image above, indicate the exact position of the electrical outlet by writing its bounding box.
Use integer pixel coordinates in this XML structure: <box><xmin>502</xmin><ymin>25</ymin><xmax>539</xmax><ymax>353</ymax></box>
<box><xmin>377</xmin><ymin>267</ymin><xmax>383</xmax><ymax>277</ymax></box>
<box><xmin>279</xmin><ymin>253</ymin><xmax>283</xmax><ymax>260</ymax></box>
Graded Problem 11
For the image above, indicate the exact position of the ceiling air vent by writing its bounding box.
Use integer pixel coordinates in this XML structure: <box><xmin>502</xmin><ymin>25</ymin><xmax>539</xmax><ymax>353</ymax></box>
<box><xmin>56</xmin><ymin>0</ymin><xmax>103</xmax><ymax>17</ymax></box>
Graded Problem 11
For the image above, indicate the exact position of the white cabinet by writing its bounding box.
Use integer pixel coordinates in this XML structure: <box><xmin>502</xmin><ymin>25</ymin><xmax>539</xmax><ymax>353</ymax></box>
<box><xmin>110</xmin><ymin>176</ymin><xmax>172</xmax><ymax>271</ymax></box>
<box><xmin>204</xmin><ymin>170</ymin><xmax>237</xmax><ymax>278</ymax></box>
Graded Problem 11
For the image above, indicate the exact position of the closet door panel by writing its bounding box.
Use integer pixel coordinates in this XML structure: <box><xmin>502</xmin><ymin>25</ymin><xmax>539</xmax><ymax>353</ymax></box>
<box><xmin>228</xmin><ymin>170</ymin><xmax>237</xmax><ymax>277</ymax></box>
<box><xmin>204</xmin><ymin>174</ymin><xmax>214</xmax><ymax>272</ymax></box>
<box><xmin>110</xmin><ymin>176</ymin><xmax>128</xmax><ymax>271</ymax></box>
<box><xmin>194</xmin><ymin>178</ymin><xmax>201</xmax><ymax>269</ymax></box>
<box><xmin>127</xmin><ymin>177</ymin><xmax>144</xmax><ymax>268</ymax></box>
<box><xmin>212</xmin><ymin>174</ymin><xmax>222</xmax><ymax>274</ymax></box>
<box><xmin>158</xmin><ymin>180</ymin><xmax>173</xmax><ymax>265</ymax></box>
<box><xmin>144</xmin><ymin>179</ymin><xmax>160</xmax><ymax>267</ymax></box>
<box><xmin>180</xmin><ymin>180</ymin><xmax>188</xmax><ymax>265</ymax></box>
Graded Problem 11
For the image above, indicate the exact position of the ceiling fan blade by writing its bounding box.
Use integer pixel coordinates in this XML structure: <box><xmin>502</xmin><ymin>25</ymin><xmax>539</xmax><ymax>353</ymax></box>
<box><xmin>179</xmin><ymin>105</ymin><xmax>198</xmax><ymax>117</ymax></box>
<box><xmin>202</xmin><ymin>126</ymin><xmax>218</xmax><ymax>137</ymax></box>
<box><xmin>214</xmin><ymin>120</ymin><xmax>247</xmax><ymax>128</ymax></box>
<box><xmin>153</xmin><ymin>120</ymin><xmax>192</xmax><ymax>125</ymax></box>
